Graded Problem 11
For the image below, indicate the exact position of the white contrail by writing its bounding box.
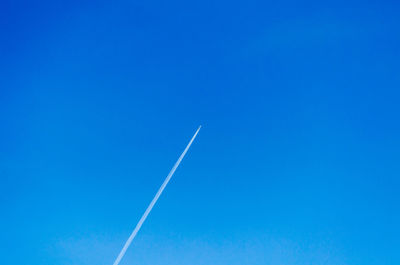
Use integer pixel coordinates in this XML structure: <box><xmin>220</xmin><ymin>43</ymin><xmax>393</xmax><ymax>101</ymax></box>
<box><xmin>112</xmin><ymin>126</ymin><xmax>201</xmax><ymax>265</ymax></box>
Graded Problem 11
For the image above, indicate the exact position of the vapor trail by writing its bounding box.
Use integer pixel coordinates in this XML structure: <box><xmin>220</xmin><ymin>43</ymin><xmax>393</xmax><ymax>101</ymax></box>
<box><xmin>112</xmin><ymin>126</ymin><xmax>201</xmax><ymax>265</ymax></box>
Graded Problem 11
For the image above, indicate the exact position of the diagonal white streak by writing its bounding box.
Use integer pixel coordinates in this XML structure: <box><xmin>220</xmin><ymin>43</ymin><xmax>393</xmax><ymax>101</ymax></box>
<box><xmin>112</xmin><ymin>126</ymin><xmax>201</xmax><ymax>265</ymax></box>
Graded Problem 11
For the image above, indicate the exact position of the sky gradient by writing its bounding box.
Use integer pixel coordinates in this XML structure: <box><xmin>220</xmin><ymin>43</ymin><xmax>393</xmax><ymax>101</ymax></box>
<box><xmin>1</xmin><ymin>0</ymin><xmax>400</xmax><ymax>264</ymax></box>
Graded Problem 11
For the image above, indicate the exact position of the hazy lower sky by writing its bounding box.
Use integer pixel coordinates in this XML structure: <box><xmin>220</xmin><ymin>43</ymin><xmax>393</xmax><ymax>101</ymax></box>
<box><xmin>1</xmin><ymin>0</ymin><xmax>399</xmax><ymax>264</ymax></box>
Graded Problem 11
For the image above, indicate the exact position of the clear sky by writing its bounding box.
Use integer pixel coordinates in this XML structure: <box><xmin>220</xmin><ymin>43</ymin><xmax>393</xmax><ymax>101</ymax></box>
<box><xmin>1</xmin><ymin>0</ymin><xmax>400</xmax><ymax>264</ymax></box>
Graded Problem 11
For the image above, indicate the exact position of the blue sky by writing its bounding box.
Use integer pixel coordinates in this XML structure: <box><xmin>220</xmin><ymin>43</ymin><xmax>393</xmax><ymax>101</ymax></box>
<box><xmin>1</xmin><ymin>0</ymin><xmax>400</xmax><ymax>264</ymax></box>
